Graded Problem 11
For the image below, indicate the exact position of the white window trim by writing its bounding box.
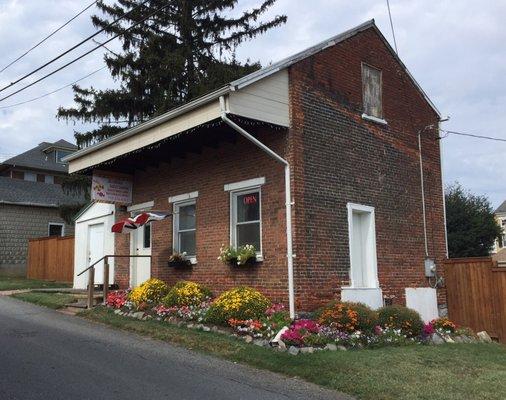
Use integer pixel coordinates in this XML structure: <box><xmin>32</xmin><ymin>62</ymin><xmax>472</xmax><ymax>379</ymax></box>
<box><xmin>168</xmin><ymin>191</ymin><xmax>199</xmax><ymax>204</ymax></box>
<box><xmin>345</xmin><ymin>203</ymin><xmax>379</xmax><ymax>289</ymax></box>
<box><xmin>48</xmin><ymin>222</ymin><xmax>65</xmax><ymax>237</ymax></box>
<box><xmin>361</xmin><ymin>113</ymin><xmax>388</xmax><ymax>125</ymax></box>
<box><xmin>172</xmin><ymin>199</ymin><xmax>197</xmax><ymax>264</ymax></box>
<box><xmin>127</xmin><ymin>201</ymin><xmax>154</xmax><ymax>213</ymax></box>
<box><xmin>224</xmin><ymin>177</ymin><xmax>265</xmax><ymax>192</ymax></box>
<box><xmin>229</xmin><ymin>186</ymin><xmax>263</xmax><ymax>260</ymax></box>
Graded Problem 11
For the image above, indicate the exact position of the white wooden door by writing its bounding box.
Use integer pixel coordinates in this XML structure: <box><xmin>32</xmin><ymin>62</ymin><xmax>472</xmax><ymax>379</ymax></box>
<box><xmin>88</xmin><ymin>223</ymin><xmax>104</xmax><ymax>285</ymax></box>
<box><xmin>131</xmin><ymin>223</ymin><xmax>151</xmax><ymax>287</ymax></box>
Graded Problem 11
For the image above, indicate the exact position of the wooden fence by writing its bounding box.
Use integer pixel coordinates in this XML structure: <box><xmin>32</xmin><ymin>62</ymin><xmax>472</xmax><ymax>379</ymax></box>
<box><xmin>444</xmin><ymin>257</ymin><xmax>506</xmax><ymax>343</ymax></box>
<box><xmin>27</xmin><ymin>236</ymin><xmax>74</xmax><ymax>282</ymax></box>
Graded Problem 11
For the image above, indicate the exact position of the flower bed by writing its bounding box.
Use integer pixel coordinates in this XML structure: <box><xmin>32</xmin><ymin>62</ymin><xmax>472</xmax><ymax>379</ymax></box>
<box><xmin>105</xmin><ymin>283</ymin><xmax>479</xmax><ymax>355</ymax></box>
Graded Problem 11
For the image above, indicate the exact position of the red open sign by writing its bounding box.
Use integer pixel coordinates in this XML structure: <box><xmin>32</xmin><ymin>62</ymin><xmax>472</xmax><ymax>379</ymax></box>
<box><xmin>243</xmin><ymin>194</ymin><xmax>258</xmax><ymax>205</ymax></box>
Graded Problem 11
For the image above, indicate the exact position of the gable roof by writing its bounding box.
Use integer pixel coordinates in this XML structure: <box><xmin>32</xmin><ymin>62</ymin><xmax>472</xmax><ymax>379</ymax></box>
<box><xmin>65</xmin><ymin>19</ymin><xmax>440</xmax><ymax>168</ymax></box>
<box><xmin>495</xmin><ymin>201</ymin><xmax>506</xmax><ymax>214</ymax></box>
<box><xmin>1</xmin><ymin>139</ymin><xmax>77</xmax><ymax>174</ymax></box>
<box><xmin>0</xmin><ymin>176</ymin><xmax>84</xmax><ymax>207</ymax></box>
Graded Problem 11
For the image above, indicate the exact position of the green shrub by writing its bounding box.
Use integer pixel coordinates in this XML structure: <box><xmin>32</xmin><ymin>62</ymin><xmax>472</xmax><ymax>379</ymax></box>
<box><xmin>317</xmin><ymin>301</ymin><xmax>378</xmax><ymax>333</ymax></box>
<box><xmin>206</xmin><ymin>286</ymin><xmax>271</xmax><ymax>325</ymax></box>
<box><xmin>378</xmin><ymin>305</ymin><xmax>424</xmax><ymax>337</ymax></box>
<box><xmin>162</xmin><ymin>281</ymin><xmax>212</xmax><ymax>307</ymax></box>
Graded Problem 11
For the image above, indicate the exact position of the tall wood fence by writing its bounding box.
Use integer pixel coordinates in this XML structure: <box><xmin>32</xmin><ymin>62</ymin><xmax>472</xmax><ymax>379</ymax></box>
<box><xmin>444</xmin><ymin>257</ymin><xmax>506</xmax><ymax>343</ymax></box>
<box><xmin>27</xmin><ymin>236</ymin><xmax>74</xmax><ymax>282</ymax></box>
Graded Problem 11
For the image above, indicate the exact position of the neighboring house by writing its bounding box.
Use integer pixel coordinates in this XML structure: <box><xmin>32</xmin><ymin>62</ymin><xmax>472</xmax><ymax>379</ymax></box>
<box><xmin>0</xmin><ymin>139</ymin><xmax>82</xmax><ymax>275</ymax></box>
<box><xmin>67</xmin><ymin>20</ymin><xmax>447</xmax><ymax>318</ymax></box>
<box><xmin>493</xmin><ymin>201</ymin><xmax>506</xmax><ymax>261</ymax></box>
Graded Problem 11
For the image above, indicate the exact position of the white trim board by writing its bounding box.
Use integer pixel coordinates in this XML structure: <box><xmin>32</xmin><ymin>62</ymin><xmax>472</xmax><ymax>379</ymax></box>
<box><xmin>127</xmin><ymin>201</ymin><xmax>154</xmax><ymax>212</ymax></box>
<box><xmin>224</xmin><ymin>177</ymin><xmax>265</xmax><ymax>192</ymax></box>
<box><xmin>168</xmin><ymin>191</ymin><xmax>199</xmax><ymax>203</ymax></box>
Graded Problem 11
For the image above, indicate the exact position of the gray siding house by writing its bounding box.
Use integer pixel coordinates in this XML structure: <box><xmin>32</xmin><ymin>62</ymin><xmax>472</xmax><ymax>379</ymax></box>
<box><xmin>0</xmin><ymin>140</ymin><xmax>83</xmax><ymax>275</ymax></box>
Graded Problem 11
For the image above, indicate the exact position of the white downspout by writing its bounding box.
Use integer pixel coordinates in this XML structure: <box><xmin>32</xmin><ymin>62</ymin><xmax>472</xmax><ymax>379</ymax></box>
<box><xmin>219</xmin><ymin>96</ymin><xmax>296</xmax><ymax>319</ymax></box>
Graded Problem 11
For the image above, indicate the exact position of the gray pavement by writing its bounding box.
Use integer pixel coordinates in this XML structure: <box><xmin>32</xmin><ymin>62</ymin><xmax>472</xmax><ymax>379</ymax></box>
<box><xmin>0</xmin><ymin>296</ymin><xmax>351</xmax><ymax>400</ymax></box>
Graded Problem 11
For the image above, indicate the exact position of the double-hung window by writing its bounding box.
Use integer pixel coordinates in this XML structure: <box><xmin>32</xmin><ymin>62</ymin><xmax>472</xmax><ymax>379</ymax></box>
<box><xmin>173</xmin><ymin>200</ymin><xmax>196</xmax><ymax>258</ymax></box>
<box><xmin>231</xmin><ymin>188</ymin><xmax>262</xmax><ymax>254</ymax></box>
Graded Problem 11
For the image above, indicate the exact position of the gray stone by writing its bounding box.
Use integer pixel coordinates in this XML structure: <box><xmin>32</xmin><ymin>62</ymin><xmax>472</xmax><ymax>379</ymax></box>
<box><xmin>443</xmin><ymin>335</ymin><xmax>455</xmax><ymax>343</ymax></box>
<box><xmin>431</xmin><ymin>333</ymin><xmax>445</xmax><ymax>345</ymax></box>
<box><xmin>132</xmin><ymin>312</ymin><xmax>144</xmax><ymax>320</ymax></box>
<box><xmin>186</xmin><ymin>324</ymin><xmax>195</xmax><ymax>329</ymax></box>
<box><xmin>277</xmin><ymin>340</ymin><xmax>286</xmax><ymax>350</ymax></box>
<box><xmin>325</xmin><ymin>343</ymin><xmax>338</xmax><ymax>351</ymax></box>
<box><xmin>113</xmin><ymin>309</ymin><xmax>122</xmax><ymax>315</ymax></box>
<box><xmin>244</xmin><ymin>335</ymin><xmax>253</xmax><ymax>343</ymax></box>
<box><xmin>337</xmin><ymin>345</ymin><xmax>347</xmax><ymax>351</ymax></box>
<box><xmin>253</xmin><ymin>339</ymin><xmax>269</xmax><ymax>347</ymax></box>
<box><xmin>288</xmin><ymin>346</ymin><xmax>300</xmax><ymax>355</ymax></box>
<box><xmin>477</xmin><ymin>331</ymin><xmax>492</xmax><ymax>343</ymax></box>
<box><xmin>300</xmin><ymin>347</ymin><xmax>314</xmax><ymax>354</ymax></box>
<box><xmin>202</xmin><ymin>326</ymin><xmax>211</xmax><ymax>332</ymax></box>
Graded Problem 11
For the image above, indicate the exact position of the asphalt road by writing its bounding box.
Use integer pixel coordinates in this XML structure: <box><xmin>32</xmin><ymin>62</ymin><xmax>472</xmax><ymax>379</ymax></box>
<box><xmin>0</xmin><ymin>296</ymin><xmax>351</xmax><ymax>400</ymax></box>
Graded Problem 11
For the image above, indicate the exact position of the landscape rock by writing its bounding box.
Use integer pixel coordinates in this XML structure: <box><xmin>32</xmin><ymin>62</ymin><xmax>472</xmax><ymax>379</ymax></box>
<box><xmin>288</xmin><ymin>346</ymin><xmax>300</xmax><ymax>356</ymax></box>
<box><xmin>113</xmin><ymin>309</ymin><xmax>122</xmax><ymax>315</ymax></box>
<box><xmin>337</xmin><ymin>345</ymin><xmax>347</xmax><ymax>351</ymax></box>
<box><xmin>443</xmin><ymin>335</ymin><xmax>455</xmax><ymax>343</ymax></box>
<box><xmin>202</xmin><ymin>326</ymin><xmax>211</xmax><ymax>332</ymax></box>
<box><xmin>300</xmin><ymin>347</ymin><xmax>314</xmax><ymax>354</ymax></box>
<box><xmin>477</xmin><ymin>331</ymin><xmax>492</xmax><ymax>343</ymax></box>
<box><xmin>244</xmin><ymin>335</ymin><xmax>253</xmax><ymax>343</ymax></box>
<box><xmin>253</xmin><ymin>339</ymin><xmax>269</xmax><ymax>347</ymax></box>
<box><xmin>270</xmin><ymin>326</ymin><xmax>289</xmax><ymax>346</ymax></box>
<box><xmin>132</xmin><ymin>312</ymin><xmax>144</xmax><ymax>320</ymax></box>
<box><xmin>277</xmin><ymin>340</ymin><xmax>286</xmax><ymax>350</ymax></box>
<box><xmin>187</xmin><ymin>324</ymin><xmax>195</xmax><ymax>329</ymax></box>
<box><xmin>431</xmin><ymin>333</ymin><xmax>445</xmax><ymax>345</ymax></box>
<box><xmin>325</xmin><ymin>343</ymin><xmax>338</xmax><ymax>351</ymax></box>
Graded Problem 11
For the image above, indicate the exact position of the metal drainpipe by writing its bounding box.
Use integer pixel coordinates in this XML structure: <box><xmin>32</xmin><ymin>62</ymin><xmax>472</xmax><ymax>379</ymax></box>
<box><xmin>418</xmin><ymin>130</ymin><xmax>429</xmax><ymax>257</ymax></box>
<box><xmin>219</xmin><ymin>96</ymin><xmax>296</xmax><ymax>319</ymax></box>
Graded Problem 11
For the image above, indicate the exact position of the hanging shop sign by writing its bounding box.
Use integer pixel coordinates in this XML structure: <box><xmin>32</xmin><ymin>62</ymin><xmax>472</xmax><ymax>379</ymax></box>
<box><xmin>91</xmin><ymin>171</ymin><xmax>133</xmax><ymax>204</ymax></box>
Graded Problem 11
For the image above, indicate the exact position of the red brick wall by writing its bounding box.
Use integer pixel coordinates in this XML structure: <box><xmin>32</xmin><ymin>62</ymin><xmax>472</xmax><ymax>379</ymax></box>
<box><xmin>114</xmin><ymin>129</ymin><xmax>290</xmax><ymax>303</ymax></box>
<box><xmin>289</xmin><ymin>27</ymin><xmax>447</xmax><ymax>310</ymax></box>
<box><xmin>111</xmin><ymin>26</ymin><xmax>447</xmax><ymax>312</ymax></box>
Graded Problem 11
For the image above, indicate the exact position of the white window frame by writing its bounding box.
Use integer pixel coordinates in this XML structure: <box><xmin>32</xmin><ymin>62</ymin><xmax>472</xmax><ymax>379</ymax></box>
<box><xmin>346</xmin><ymin>203</ymin><xmax>379</xmax><ymax>289</ymax></box>
<box><xmin>172</xmin><ymin>199</ymin><xmax>197</xmax><ymax>263</ymax></box>
<box><xmin>224</xmin><ymin>178</ymin><xmax>265</xmax><ymax>259</ymax></box>
<box><xmin>229</xmin><ymin>187</ymin><xmax>263</xmax><ymax>258</ymax></box>
<box><xmin>48</xmin><ymin>222</ymin><xmax>65</xmax><ymax>237</ymax></box>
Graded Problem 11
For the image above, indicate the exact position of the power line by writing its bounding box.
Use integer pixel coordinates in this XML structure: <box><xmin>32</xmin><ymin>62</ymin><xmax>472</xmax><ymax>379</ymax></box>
<box><xmin>386</xmin><ymin>0</ymin><xmax>399</xmax><ymax>54</ymax></box>
<box><xmin>0</xmin><ymin>2</ymin><xmax>170</xmax><ymax>104</ymax></box>
<box><xmin>441</xmin><ymin>129</ymin><xmax>506</xmax><ymax>143</ymax></box>
<box><xmin>0</xmin><ymin>0</ymin><xmax>150</xmax><ymax>95</ymax></box>
<box><xmin>0</xmin><ymin>67</ymin><xmax>106</xmax><ymax>110</ymax></box>
<box><xmin>0</xmin><ymin>1</ymin><xmax>98</xmax><ymax>73</ymax></box>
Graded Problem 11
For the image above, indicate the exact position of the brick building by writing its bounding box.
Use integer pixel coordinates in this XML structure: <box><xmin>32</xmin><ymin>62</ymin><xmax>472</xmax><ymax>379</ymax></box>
<box><xmin>67</xmin><ymin>21</ymin><xmax>447</xmax><ymax>318</ymax></box>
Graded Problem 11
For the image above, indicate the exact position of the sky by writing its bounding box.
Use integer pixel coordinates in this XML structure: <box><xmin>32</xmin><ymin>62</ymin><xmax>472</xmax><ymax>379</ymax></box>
<box><xmin>0</xmin><ymin>0</ymin><xmax>505</xmax><ymax>207</ymax></box>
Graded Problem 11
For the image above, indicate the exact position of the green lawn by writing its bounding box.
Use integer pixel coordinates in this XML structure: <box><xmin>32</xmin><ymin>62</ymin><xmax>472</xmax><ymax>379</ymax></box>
<box><xmin>80</xmin><ymin>307</ymin><xmax>506</xmax><ymax>400</ymax></box>
<box><xmin>11</xmin><ymin>292</ymin><xmax>77</xmax><ymax>309</ymax></box>
<box><xmin>0</xmin><ymin>275</ymin><xmax>70</xmax><ymax>291</ymax></box>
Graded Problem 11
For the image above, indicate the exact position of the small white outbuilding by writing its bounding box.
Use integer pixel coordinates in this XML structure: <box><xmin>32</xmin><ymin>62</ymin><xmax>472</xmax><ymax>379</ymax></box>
<box><xmin>73</xmin><ymin>202</ymin><xmax>115</xmax><ymax>289</ymax></box>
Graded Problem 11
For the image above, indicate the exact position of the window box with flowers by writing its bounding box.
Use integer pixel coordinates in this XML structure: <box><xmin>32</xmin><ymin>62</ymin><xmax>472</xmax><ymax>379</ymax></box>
<box><xmin>218</xmin><ymin>244</ymin><xmax>261</xmax><ymax>267</ymax></box>
<box><xmin>168</xmin><ymin>252</ymin><xmax>193</xmax><ymax>268</ymax></box>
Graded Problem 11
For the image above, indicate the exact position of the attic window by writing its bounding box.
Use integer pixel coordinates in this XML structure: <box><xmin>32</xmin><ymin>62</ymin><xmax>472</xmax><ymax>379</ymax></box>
<box><xmin>55</xmin><ymin>150</ymin><xmax>72</xmax><ymax>163</ymax></box>
<box><xmin>362</xmin><ymin>63</ymin><xmax>383</xmax><ymax>120</ymax></box>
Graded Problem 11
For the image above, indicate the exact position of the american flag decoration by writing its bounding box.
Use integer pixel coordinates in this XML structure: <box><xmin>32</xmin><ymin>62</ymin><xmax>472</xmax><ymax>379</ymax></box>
<box><xmin>111</xmin><ymin>211</ymin><xmax>171</xmax><ymax>233</ymax></box>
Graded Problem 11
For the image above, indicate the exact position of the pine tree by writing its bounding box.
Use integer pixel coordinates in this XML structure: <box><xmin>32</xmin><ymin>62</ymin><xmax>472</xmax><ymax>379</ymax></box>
<box><xmin>57</xmin><ymin>0</ymin><xmax>286</xmax><ymax>147</ymax></box>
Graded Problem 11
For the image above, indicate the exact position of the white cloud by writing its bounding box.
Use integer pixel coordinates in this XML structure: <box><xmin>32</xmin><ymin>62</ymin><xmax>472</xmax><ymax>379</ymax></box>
<box><xmin>0</xmin><ymin>0</ymin><xmax>504</xmax><ymax>207</ymax></box>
